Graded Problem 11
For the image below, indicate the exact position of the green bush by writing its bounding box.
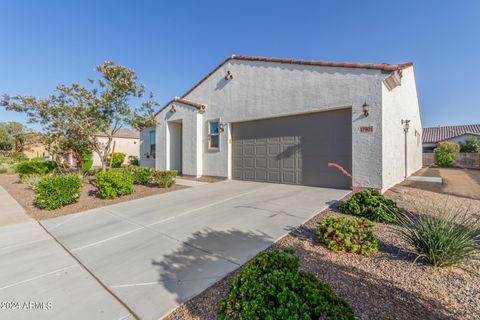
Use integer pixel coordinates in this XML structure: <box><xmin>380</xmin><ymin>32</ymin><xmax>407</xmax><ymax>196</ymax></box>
<box><xmin>123</xmin><ymin>166</ymin><xmax>153</xmax><ymax>185</ymax></box>
<box><xmin>81</xmin><ymin>151</ymin><xmax>94</xmax><ymax>172</ymax></box>
<box><xmin>35</xmin><ymin>174</ymin><xmax>82</xmax><ymax>210</ymax></box>
<box><xmin>152</xmin><ymin>170</ymin><xmax>177</xmax><ymax>188</ymax></box>
<box><xmin>14</xmin><ymin>160</ymin><xmax>58</xmax><ymax>176</ymax></box>
<box><xmin>95</xmin><ymin>170</ymin><xmax>134</xmax><ymax>199</ymax></box>
<box><xmin>460</xmin><ymin>138</ymin><xmax>480</xmax><ymax>153</ymax></box>
<box><xmin>434</xmin><ymin>142</ymin><xmax>460</xmax><ymax>167</ymax></box>
<box><xmin>0</xmin><ymin>168</ymin><xmax>7</xmax><ymax>174</ymax></box>
<box><xmin>317</xmin><ymin>216</ymin><xmax>379</xmax><ymax>256</ymax></box>
<box><xmin>128</xmin><ymin>155</ymin><xmax>139</xmax><ymax>166</ymax></box>
<box><xmin>11</xmin><ymin>152</ymin><xmax>28</xmax><ymax>162</ymax></box>
<box><xmin>108</xmin><ymin>152</ymin><xmax>126</xmax><ymax>168</ymax></box>
<box><xmin>219</xmin><ymin>249</ymin><xmax>353</xmax><ymax>320</ymax></box>
<box><xmin>395</xmin><ymin>207</ymin><xmax>480</xmax><ymax>267</ymax></box>
<box><xmin>338</xmin><ymin>188</ymin><xmax>398</xmax><ymax>223</ymax></box>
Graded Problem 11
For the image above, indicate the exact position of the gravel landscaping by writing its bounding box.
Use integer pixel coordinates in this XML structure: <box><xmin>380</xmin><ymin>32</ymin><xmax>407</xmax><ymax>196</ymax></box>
<box><xmin>0</xmin><ymin>173</ymin><xmax>186</xmax><ymax>220</ymax></box>
<box><xmin>165</xmin><ymin>186</ymin><xmax>480</xmax><ymax>320</ymax></box>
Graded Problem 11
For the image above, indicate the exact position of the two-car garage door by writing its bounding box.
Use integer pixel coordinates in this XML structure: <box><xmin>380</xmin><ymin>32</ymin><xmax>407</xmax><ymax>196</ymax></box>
<box><xmin>232</xmin><ymin>108</ymin><xmax>352</xmax><ymax>189</ymax></box>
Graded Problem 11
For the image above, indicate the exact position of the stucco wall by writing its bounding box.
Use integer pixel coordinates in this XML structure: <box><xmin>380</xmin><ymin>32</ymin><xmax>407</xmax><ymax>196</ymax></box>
<box><xmin>92</xmin><ymin>136</ymin><xmax>140</xmax><ymax>167</ymax></box>
<box><xmin>139</xmin><ymin>127</ymin><xmax>156</xmax><ymax>168</ymax></box>
<box><xmin>155</xmin><ymin>59</ymin><xmax>390</xmax><ymax>188</ymax></box>
<box><xmin>381</xmin><ymin>67</ymin><xmax>423</xmax><ymax>191</ymax></box>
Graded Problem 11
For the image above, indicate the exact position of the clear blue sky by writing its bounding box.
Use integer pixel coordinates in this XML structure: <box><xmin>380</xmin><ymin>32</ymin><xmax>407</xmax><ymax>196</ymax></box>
<box><xmin>1</xmin><ymin>0</ymin><xmax>479</xmax><ymax>129</ymax></box>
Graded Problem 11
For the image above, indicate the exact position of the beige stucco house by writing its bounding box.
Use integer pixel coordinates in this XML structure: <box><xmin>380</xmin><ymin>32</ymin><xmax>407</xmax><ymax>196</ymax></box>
<box><xmin>92</xmin><ymin>128</ymin><xmax>140</xmax><ymax>167</ymax></box>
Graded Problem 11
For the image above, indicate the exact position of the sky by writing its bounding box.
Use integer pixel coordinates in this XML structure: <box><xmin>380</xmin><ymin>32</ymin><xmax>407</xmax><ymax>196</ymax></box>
<box><xmin>0</xmin><ymin>0</ymin><xmax>479</xmax><ymax>130</ymax></box>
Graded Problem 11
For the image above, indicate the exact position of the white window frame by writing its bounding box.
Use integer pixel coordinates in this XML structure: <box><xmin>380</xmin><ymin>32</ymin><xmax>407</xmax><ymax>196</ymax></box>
<box><xmin>208</xmin><ymin>119</ymin><xmax>220</xmax><ymax>150</ymax></box>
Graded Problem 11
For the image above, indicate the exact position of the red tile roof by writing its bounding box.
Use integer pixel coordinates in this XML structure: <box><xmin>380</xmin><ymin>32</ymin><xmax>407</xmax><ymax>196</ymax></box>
<box><xmin>156</xmin><ymin>55</ymin><xmax>413</xmax><ymax>116</ymax></box>
<box><xmin>423</xmin><ymin>124</ymin><xmax>480</xmax><ymax>143</ymax></box>
<box><xmin>172</xmin><ymin>97</ymin><xmax>206</xmax><ymax>110</ymax></box>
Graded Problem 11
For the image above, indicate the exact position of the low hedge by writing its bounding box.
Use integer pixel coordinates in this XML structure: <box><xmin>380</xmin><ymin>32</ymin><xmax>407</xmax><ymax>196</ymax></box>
<box><xmin>152</xmin><ymin>170</ymin><xmax>177</xmax><ymax>188</ymax></box>
<box><xmin>219</xmin><ymin>249</ymin><xmax>354</xmax><ymax>320</ymax></box>
<box><xmin>14</xmin><ymin>160</ymin><xmax>58</xmax><ymax>176</ymax></box>
<box><xmin>35</xmin><ymin>174</ymin><xmax>82</xmax><ymax>210</ymax></box>
<box><xmin>95</xmin><ymin>170</ymin><xmax>134</xmax><ymax>199</ymax></box>
<box><xmin>338</xmin><ymin>188</ymin><xmax>398</xmax><ymax>223</ymax></box>
<box><xmin>122</xmin><ymin>166</ymin><xmax>153</xmax><ymax>185</ymax></box>
<box><xmin>317</xmin><ymin>215</ymin><xmax>379</xmax><ymax>256</ymax></box>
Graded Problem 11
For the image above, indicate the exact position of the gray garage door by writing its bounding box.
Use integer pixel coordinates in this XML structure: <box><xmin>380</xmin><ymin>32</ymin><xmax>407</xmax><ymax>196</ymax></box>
<box><xmin>232</xmin><ymin>108</ymin><xmax>352</xmax><ymax>189</ymax></box>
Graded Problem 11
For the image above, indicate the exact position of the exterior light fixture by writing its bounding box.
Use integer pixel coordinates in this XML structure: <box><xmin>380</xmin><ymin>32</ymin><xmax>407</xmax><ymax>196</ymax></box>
<box><xmin>362</xmin><ymin>102</ymin><xmax>370</xmax><ymax>117</ymax></box>
<box><xmin>218</xmin><ymin>123</ymin><xmax>227</xmax><ymax>132</ymax></box>
<box><xmin>170</xmin><ymin>105</ymin><xmax>176</xmax><ymax>113</ymax></box>
<box><xmin>225</xmin><ymin>70</ymin><xmax>233</xmax><ymax>80</ymax></box>
<box><xmin>401</xmin><ymin>119</ymin><xmax>410</xmax><ymax>132</ymax></box>
<box><xmin>401</xmin><ymin>119</ymin><xmax>411</xmax><ymax>178</ymax></box>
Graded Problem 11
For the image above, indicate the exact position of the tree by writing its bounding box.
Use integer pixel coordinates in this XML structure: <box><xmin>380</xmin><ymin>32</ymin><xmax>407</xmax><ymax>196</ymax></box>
<box><xmin>2</xmin><ymin>61</ymin><xmax>158</xmax><ymax>170</ymax></box>
<box><xmin>460</xmin><ymin>137</ymin><xmax>480</xmax><ymax>153</ymax></box>
<box><xmin>0</xmin><ymin>121</ymin><xmax>26</xmax><ymax>153</ymax></box>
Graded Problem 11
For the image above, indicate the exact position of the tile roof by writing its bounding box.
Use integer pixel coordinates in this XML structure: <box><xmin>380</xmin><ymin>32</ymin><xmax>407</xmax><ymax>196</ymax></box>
<box><xmin>423</xmin><ymin>124</ymin><xmax>480</xmax><ymax>143</ymax></box>
<box><xmin>155</xmin><ymin>55</ymin><xmax>413</xmax><ymax>116</ymax></box>
<box><xmin>96</xmin><ymin>128</ymin><xmax>140</xmax><ymax>139</ymax></box>
<box><xmin>172</xmin><ymin>97</ymin><xmax>206</xmax><ymax>110</ymax></box>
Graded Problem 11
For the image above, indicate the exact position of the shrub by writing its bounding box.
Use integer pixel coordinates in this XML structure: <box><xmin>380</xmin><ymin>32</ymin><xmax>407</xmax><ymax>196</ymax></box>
<box><xmin>219</xmin><ymin>249</ymin><xmax>354</xmax><ymax>320</ymax></box>
<box><xmin>460</xmin><ymin>138</ymin><xmax>480</xmax><ymax>153</ymax></box>
<box><xmin>434</xmin><ymin>142</ymin><xmax>460</xmax><ymax>167</ymax></box>
<box><xmin>14</xmin><ymin>160</ymin><xmax>58</xmax><ymax>176</ymax></box>
<box><xmin>317</xmin><ymin>216</ymin><xmax>379</xmax><ymax>256</ymax></box>
<box><xmin>123</xmin><ymin>166</ymin><xmax>153</xmax><ymax>185</ymax></box>
<box><xmin>152</xmin><ymin>170</ymin><xmax>177</xmax><ymax>188</ymax></box>
<box><xmin>81</xmin><ymin>151</ymin><xmax>93</xmax><ymax>172</ymax></box>
<box><xmin>395</xmin><ymin>207</ymin><xmax>480</xmax><ymax>267</ymax></box>
<box><xmin>11</xmin><ymin>152</ymin><xmax>28</xmax><ymax>162</ymax></box>
<box><xmin>128</xmin><ymin>155</ymin><xmax>139</xmax><ymax>166</ymax></box>
<box><xmin>108</xmin><ymin>152</ymin><xmax>126</xmax><ymax>168</ymax></box>
<box><xmin>20</xmin><ymin>174</ymin><xmax>43</xmax><ymax>189</ymax></box>
<box><xmin>35</xmin><ymin>174</ymin><xmax>82</xmax><ymax>210</ymax></box>
<box><xmin>0</xmin><ymin>168</ymin><xmax>7</xmax><ymax>174</ymax></box>
<box><xmin>95</xmin><ymin>170</ymin><xmax>134</xmax><ymax>199</ymax></box>
<box><xmin>338</xmin><ymin>188</ymin><xmax>398</xmax><ymax>223</ymax></box>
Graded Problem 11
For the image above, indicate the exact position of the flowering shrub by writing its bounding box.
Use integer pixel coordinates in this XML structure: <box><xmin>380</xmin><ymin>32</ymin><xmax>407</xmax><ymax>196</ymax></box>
<box><xmin>152</xmin><ymin>170</ymin><xmax>177</xmax><ymax>188</ymax></box>
<box><xmin>317</xmin><ymin>216</ymin><xmax>379</xmax><ymax>256</ymax></box>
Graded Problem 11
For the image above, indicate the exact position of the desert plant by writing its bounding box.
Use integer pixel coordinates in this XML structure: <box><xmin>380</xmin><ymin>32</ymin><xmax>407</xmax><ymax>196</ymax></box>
<box><xmin>317</xmin><ymin>215</ymin><xmax>379</xmax><ymax>256</ymax></box>
<box><xmin>460</xmin><ymin>138</ymin><xmax>480</xmax><ymax>153</ymax></box>
<box><xmin>434</xmin><ymin>142</ymin><xmax>460</xmax><ymax>167</ymax></box>
<box><xmin>108</xmin><ymin>152</ymin><xmax>126</xmax><ymax>168</ymax></box>
<box><xmin>339</xmin><ymin>188</ymin><xmax>398</xmax><ymax>223</ymax></box>
<box><xmin>14</xmin><ymin>160</ymin><xmax>57</xmax><ymax>176</ymax></box>
<box><xmin>123</xmin><ymin>166</ymin><xmax>153</xmax><ymax>185</ymax></box>
<box><xmin>152</xmin><ymin>170</ymin><xmax>177</xmax><ymax>188</ymax></box>
<box><xmin>20</xmin><ymin>174</ymin><xmax>43</xmax><ymax>189</ymax></box>
<box><xmin>95</xmin><ymin>170</ymin><xmax>134</xmax><ymax>199</ymax></box>
<box><xmin>395</xmin><ymin>206</ymin><xmax>480</xmax><ymax>267</ymax></box>
<box><xmin>128</xmin><ymin>155</ymin><xmax>139</xmax><ymax>166</ymax></box>
<box><xmin>219</xmin><ymin>248</ymin><xmax>354</xmax><ymax>320</ymax></box>
<box><xmin>35</xmin><ymin>174</ymin><xmax>82</xmax><ymax>210</ymax></box>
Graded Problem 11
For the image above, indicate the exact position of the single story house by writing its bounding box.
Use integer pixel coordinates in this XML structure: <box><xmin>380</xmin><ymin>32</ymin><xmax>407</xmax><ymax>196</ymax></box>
<box><xmin>422</xmin><ymin>124</ymin><xmax>480</xmax><ymax>152</ymax></box>
<box><xmin>141</xmin><ymin>55</ymin><xmax>422</xmax><ymax>191</ymax></box>
<box><xmin>92</xmin><ymin>128</ymin><xmax>140</xmax><ymax>166</ymax></box>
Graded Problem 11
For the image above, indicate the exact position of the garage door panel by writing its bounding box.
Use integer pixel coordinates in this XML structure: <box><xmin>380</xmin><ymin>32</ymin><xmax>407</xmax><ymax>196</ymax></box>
<box><xmin>232</xmin><ymin>109</ymin><xmax>352</xmax><ymax>188</ymax></box>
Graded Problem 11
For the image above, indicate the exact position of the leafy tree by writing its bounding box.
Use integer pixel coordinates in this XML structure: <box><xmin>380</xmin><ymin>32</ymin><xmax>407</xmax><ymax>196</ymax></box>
<box><xmin>460</xmin><ymin>137</ymin><xmax>480</xmax><ymax>153</ymax></box>
<box><xmin>0</xmin><ymin>122</ymin><xmax>26</xmax><ymax>153</ymax></box>
<box><xmin>2</xmin><ymin>61</ymin><xmax>158</xmax><ymax>170</ymax></box>
<box><xmin>434</xmin><ymin>142</ymin><xmax>460</xmax><ymax>167</ymax></box>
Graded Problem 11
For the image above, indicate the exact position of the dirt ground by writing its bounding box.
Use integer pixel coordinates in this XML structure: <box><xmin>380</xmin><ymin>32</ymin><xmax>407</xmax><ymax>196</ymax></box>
<box><xmin>401</xmin><ymin>167</ymin><xmax>480</xmax><ymax>200</ymax></box>
<box><xmin>0</xmin><ymin>173</ymin><xmax>186</xmax><ymax>220</ymax></box>
<box><xmin>166</xmin><ymin>185</ymin><xmax>480</xmax><ymax>320</ymax></box>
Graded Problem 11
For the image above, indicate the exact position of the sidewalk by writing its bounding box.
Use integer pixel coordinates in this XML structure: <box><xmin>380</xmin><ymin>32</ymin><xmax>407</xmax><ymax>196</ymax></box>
<box><xmin>0</xmin><ymin>186</ymin><xmax>32</xmax><ymax>226</ymax></box>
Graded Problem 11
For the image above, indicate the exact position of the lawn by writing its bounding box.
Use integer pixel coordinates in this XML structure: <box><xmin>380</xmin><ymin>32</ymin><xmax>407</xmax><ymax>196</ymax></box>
<box><xmin>165</xmin><ymin>174</ymin><xmax>480</xmax><ymax>320</ymax></box>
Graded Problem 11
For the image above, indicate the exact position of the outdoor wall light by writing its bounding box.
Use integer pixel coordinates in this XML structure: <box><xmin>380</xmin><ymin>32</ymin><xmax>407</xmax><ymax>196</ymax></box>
<box><xmin>225</xmin><ymin>70</ymin><xmax>233</xmax><ymax>80</ymax></box>
<box><xmin>362</xmin><ymin>102</ymin><xmax>370</xmax><ymax>117</ymax></box>
<box><xmin>402</xmin><ymin>119</ymin><xmax>410</xmax><ymax>132</ymax></box>
<box><xmin>218</xmin><ymin>123</ymin><xmax>227</xmax><ymax>132</ymax></box>
<box><xmin>170</xmin><ymin>105</ymin><xmax>176</xmax><ymax>113</ymax></box>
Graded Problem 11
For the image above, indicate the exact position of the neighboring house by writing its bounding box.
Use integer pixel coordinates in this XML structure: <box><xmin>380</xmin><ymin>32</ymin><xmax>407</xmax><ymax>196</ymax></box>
<box><xmin>23</xmin><ymin>142</ymin><xmax>50</xmax><ymax>159</ymax></box>
<box><xmin>141</xmin><ymin>55</ymin><xmax>422</xmax><ymax>191</ymax></box>
<box><xmin>139</xmin><ymin>126</ymin><xmax>156</xmax><ymax>168</ymax></box>
<box><xmin>422</xmin><ymin>124</ymin><xmax>480</xmax><ymax>152</ymax></box>
<box><xmin>92</xmin><ymin>128</ymin><xmax>140</xmax><ymax>167</ymax></box>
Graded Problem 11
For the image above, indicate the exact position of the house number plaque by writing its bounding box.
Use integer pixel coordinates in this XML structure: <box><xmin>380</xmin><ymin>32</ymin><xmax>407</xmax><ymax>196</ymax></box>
<box><xmin>360</xmin><ymin>126</ymin><xmax>373</xmax><ymax>133</ymax></box>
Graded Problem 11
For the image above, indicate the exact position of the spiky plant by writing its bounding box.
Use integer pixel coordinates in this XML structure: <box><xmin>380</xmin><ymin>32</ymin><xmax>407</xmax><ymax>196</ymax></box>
<box><xmin>395</xmin><ymin>205</ymin><xmax>480</xmax><ymax>267</ymax></box>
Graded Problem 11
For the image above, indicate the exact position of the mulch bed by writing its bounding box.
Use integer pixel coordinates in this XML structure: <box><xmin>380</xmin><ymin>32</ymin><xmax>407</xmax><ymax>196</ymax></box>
<box><xmin>166</xmin><ymin>187</ymin><xmax>480</xmax><ymax>320</ymax></box>
<box><xmin>0</xmin><ymin>173</ymin><xmax>186</xmax><ymax>220</ymax></box>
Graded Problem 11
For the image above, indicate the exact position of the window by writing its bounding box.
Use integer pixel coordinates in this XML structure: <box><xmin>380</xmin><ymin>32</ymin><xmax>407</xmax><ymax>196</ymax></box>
<box><xmin>149</xmin><ymin>130</ymin><xmax>156</xmax><ymax>158</ymax></box>
<box><xmin>208</xmin><ymin>120</ymin><xmax>219</xmax><ymax>149</ymax></box>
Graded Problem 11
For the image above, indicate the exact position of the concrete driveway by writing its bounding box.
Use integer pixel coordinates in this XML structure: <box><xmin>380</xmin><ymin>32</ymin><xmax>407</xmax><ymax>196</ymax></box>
<box><xmin>8</xmin><ymin>180</ymin><xmax>348</xmax><ymax>319</ymax></box>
